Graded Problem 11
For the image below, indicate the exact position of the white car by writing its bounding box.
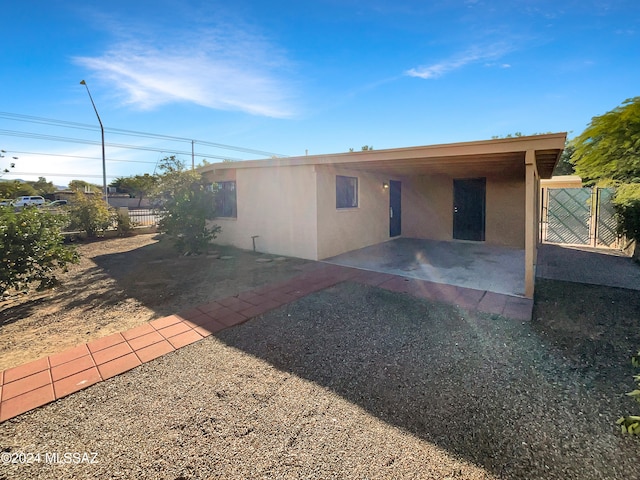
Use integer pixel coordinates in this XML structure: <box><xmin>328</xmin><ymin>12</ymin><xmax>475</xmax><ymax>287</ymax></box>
<box><xmin>12</xmin><ymin>196</ymin><xmax>46</xmax><ymax>207</ymax></box>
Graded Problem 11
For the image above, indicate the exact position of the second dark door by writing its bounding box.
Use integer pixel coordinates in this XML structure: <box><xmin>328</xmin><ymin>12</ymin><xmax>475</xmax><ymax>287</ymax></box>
<box><xmin>453</xmin><ymin>178</ymin><xmax>486</xmax><ymax>241</ymax></box>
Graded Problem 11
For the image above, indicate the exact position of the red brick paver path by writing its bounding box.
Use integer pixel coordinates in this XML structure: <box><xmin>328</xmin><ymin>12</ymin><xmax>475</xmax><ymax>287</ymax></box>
<box><xmin>0</xmin><ymin>263</ymin><xmax>532</xmax><ymax>422</ymax></box>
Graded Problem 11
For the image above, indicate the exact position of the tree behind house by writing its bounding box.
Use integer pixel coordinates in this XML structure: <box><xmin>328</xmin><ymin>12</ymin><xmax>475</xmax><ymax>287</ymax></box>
<box><xmin>111</xmin><ymin>174</ymin><xmax>158</xmax><ymax>207</ymax></box>
<box><xmin>571</xmin><ymin>97</ymin><xmax>640</xmax><ymax>243</ymax></box>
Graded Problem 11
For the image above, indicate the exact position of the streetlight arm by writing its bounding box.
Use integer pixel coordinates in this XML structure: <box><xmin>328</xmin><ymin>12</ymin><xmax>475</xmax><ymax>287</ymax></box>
<box><xmin>80</xmin><ymin>80</ymin><xmax>108</xmax><ymax>203</ymax></box>
<box><xmin>80</xmin><ymin>80</ymin><xmax>104</xmax><ymax>130</ymax></box>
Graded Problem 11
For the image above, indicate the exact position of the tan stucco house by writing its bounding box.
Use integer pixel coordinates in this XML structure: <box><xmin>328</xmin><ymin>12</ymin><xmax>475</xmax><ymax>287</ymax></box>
<box><xmin>200</xmin><ymin>133</ymin><xmax>567</xmax><ymax>298</ymax></box>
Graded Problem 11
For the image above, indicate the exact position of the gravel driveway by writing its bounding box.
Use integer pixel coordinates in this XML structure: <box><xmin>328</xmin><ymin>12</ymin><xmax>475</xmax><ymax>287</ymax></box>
<box><xmin>1</xmin><ymin>281</ymin><xmax>639</xmax><ymax>479</ymax></box>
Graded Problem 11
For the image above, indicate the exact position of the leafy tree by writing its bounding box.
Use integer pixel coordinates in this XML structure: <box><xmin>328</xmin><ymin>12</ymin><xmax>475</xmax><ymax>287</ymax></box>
<box><xmin>0</xmin><ymin>207</ymin><xmax>79</xmax><ymax>294</ymax></box>
<box><xmin>552</xmin><ymin>144</ymin><xmax>576</xmax><ymax>176</ymax></box>
<box><xmin>28</xmin><ymin>177</ymin><xmax>56</xmax><ymax>195</ymax></box>
<box><xmin>67</xmin><ymin>193</ymin><xmax>112</xmax><ymax>237</ymax></box>
<box><xmin>154</xmin><ymin>156</ymin><xmax>220</xmax><ymax>254</ymax></box>
<box><xmin>109</xmin><ymin>177</ymin><xmax>128</xmax><ymax>192</ymax></box>
<box><xmin>111</xmin><ymin>174</ymin><xmax>158</xmax><ymax>207</ymax></box>
<box><xmin>573</xmin><ymin>97</ymin><xmax>640</xmax><ymax>183</ymax></box>
<box><xmin>348</xmin><ymin>145</ymin><xmax>374</xmax><ymax>152</ymax></box>
<box><xmin>0</xmin><ymin>181</ymin><xmax>13</xmax><ymax>199</ymax></box>
<box><xmin>0</xmin><ymin>180</ymin><xmax>37</xmax><ymax>198</ymax></box>
<box><xmin>572</xmin><ymin>98</ymin><xmax>640</xmax><ymax>243</ymax></box>
<box><xmin>69</xmin><ymin>180</ymin><xmax>102</xmax><ymax>193</ymax></box>
<box><xmin>491</xmin><ymin>132</ymin><xmax>524</xmax><ymax>139</ymax></box>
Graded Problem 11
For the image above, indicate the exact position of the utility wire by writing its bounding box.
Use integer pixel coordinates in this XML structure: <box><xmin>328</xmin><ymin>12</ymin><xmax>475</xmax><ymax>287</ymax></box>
<box><xmin>0</xmin><ymin>111</ymin><xmax>287</xmax><ymax>158</ymax></box>
<box><xmin>10</xmin><ymin>149</ymin><xmax>158</xmax><ymax>164</ymax></box>
<box><xmin>7</xmin><ymin>172</ymin><xmax>120</xmax><ymax>179</ymax></box>
<box><xmin>0</xmin><ymin>129</ymin><xmax>245</xmax><ymax>161</ymax></box>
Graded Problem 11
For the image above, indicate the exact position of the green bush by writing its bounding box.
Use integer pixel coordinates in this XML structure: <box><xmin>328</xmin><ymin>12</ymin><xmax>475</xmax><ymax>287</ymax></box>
<box><xmin>158</xmin><ymin>189</ymin><xmax>221</xmax><ymax>254</ymax></box>
<box><xmin>155</xmin><ymin>157</ymin><xmax>221</xmax><ymax>254</ymax></box>
<box><xmin>617</xmin><ymin>352</ymin><xmax>640</xmax><ymax>434</ymax></box>
<box><xmin>0</xmin><ymin>206</ymin><xmax>79</xmax><ymax>294</ymax></box>
<box><xmin>68</xmin><ymin>193</ymin><xmax>112</xmax><ymax>237</ymax></box>
<box><xmin>113</xmin><ymin>209</ymin><xmax>136</xmax><ymax>237</ymax></box>
<box><xmin>613</xmin><ymin>183</ymin><xmax>640</xmax><ymax>242</ymax></box>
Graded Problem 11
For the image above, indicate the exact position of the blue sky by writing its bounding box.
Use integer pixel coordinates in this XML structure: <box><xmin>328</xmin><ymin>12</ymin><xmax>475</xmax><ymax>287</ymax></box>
<box><xmin>1</xmin><ymin>0</ymin><xmax>638</xmax><ymax>186</ymax></box>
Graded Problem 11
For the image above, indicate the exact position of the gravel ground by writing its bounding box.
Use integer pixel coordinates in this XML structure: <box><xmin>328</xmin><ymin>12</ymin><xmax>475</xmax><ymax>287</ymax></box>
<box><xmin>2</xmin><ymin>281</ymin><xmax>640</xmax><ymax>479</ymax></box>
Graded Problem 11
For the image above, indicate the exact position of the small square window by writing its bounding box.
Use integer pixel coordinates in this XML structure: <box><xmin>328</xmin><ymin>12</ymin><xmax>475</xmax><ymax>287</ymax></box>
<box><xmin>215</xmin><ymin>181</ymin><xmax>237</xmax><ymax>218</ymax></box>
<box><xmin>336</xmin><ymin>175</ymin><xmax>358</xmax><ymax>209</ymax></box>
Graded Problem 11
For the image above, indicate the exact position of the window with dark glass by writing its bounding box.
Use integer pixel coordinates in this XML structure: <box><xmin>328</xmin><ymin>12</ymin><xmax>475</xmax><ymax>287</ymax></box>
<box><xmin>216</xmin><ymin>181</ymin><xmax>237</xmax><ymax>217</ymax></box>
<box><xmin>336</xmin><ymin>175</ymin><xmax>358</xmax><ymax>208</ymax></box>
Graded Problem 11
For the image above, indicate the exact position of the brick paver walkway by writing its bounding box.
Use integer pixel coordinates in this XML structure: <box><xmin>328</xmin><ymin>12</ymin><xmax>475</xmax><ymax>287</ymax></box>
<box><xmin>0</xmin><ymin>263</ymin><xmax>532</xmax><ymax>423</ymax></box>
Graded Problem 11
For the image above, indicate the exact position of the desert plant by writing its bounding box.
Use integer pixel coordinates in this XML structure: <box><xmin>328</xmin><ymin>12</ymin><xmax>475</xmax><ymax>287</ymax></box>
<box><xmin>68</xmin><ymin>193</ymin><xmax>112</xmax><ymax>237</ymax></box>
<box><xmin>0</xmin><ymin>206</ymin><xmax>79</xmax><ymax>294</ymax></box>
<box><xmin>617</xmin><ymin>351</ymin><xmax>640</xmax><ymax>434</ymax></box>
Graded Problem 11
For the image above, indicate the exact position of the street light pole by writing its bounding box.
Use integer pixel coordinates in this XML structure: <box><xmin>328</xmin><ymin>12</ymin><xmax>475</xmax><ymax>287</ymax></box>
<box><xmin>80</xmin><ymin>80</ymin><xmax>108</xmax><ymax>205</ymax></box>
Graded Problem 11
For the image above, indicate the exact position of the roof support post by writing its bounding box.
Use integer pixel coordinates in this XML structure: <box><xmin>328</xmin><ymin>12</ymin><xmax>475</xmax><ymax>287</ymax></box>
<box><xmin>524</xmin><ymin>150</ymin><xmax>539</xmax><ymax>298</ymax></box>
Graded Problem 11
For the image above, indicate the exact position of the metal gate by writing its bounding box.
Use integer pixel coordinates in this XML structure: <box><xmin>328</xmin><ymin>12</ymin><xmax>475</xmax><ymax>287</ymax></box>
<box><xmin>595</xmin><ymin>188</ymin><xmax>618</xmax><ymax>247</ymax></box>
<box><xmin>541</xmin><ymin>187</ymin><xmax>618</xmax><ymax>247</ymax></box>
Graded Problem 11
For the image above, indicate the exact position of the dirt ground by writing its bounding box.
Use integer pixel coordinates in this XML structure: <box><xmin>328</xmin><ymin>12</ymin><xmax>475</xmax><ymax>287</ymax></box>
<box><xmin>0</xmin><ymin>233</ymin><xmax>310</xmax><ymax>371</ymax></box>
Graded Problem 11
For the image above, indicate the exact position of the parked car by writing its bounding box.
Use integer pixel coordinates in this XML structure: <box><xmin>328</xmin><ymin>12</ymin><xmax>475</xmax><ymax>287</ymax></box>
<box><xmin>0</xmin><ymin>199</ymin><xmax>12</xmax><ymax>207</ymax></box>
<box><xmin>12</xmin><ymin>196</ymin><xmax>46</xmax><ymax>207</ymax></box>
<box><xmin>45</xmin><ymin>200</ymin><xmax>68</xmax><ymax>207</ymax></box>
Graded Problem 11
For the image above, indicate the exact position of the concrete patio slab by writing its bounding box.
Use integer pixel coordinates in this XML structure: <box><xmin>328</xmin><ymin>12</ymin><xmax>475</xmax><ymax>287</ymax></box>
<box><xmin>323</xmin><ymin>237</ymin><xmax>526</xmax><ymax>297</ymax></box>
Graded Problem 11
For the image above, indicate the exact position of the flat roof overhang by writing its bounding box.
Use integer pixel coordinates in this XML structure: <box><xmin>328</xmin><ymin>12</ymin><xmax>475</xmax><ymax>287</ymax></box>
<box><xmin>200</xmin><ymin>133</ymin><xmax>567</xmax><ymax>179</ymax></box>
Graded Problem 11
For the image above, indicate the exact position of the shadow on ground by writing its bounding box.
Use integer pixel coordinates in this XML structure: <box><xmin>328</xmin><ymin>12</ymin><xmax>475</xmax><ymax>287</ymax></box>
<box><xmin>0</xmin><ymin>266</ymin><xmax>114</xmax><ymax>327</ymax></box>
<box><xmin>537</xmin><ymin>243</ymin><xmax>640</xmax><ymax>290</ymax></box>
<box><xmin>216</xmin><ymin>279</ymin><xmax>640</xmax><ymax>479</ymax></box>
<box><xmin>88</xmin><ymin>238</ymin><xmax>311</xmax><ymax>317</ymax></box>
<box><xmin>0</xmin><ymin>236</ymin><xmax>310</xmax><ymax>326</ymax></box>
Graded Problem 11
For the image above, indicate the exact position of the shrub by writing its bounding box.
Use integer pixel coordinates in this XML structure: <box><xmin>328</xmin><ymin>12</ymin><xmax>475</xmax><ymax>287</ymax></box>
<box><xmin>0</xmin><ymin>206</ymin><xmax>79</xmax><ymax>294</ymax></box>
<box><xmin>155</xmin><ymin>156</ymin><xmax>221</xmax><ymax>254</ymax></box>
<box><xmin>68</xmin><ymin>193</ymin><xmax>112</xmax><ymax>237</ymax></box>
<box><xmin>113</xmin><ymin>209</ymin><xmax>136</xmax><ymax>237</ymax></box>
<box><xmin>617</xmin><ymin>352</ymin><xmax>640</xmax><ymax>434</ymax></box>
<box><xmin>613</xmin><ymin>183</ymin><xmax>640</xmax><ymax>242</ymax></box>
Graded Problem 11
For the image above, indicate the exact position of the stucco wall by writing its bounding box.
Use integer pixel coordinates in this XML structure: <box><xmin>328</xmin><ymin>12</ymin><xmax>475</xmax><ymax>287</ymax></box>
<box><xmin>204</xmin><ymin>164</ymin><xmax>527</xmax><ymax>260</ymax></box>
<box><xmin>401</xmin><ymin>173</ymin><xmax>525</xmax><ymax>248</ymax></box>
<box><xmin>205</xmin><ymin>165</ymin><xmax>319</xmax><ymax>260</ymax></box>
<box><xmin>402</xmin><ymin>175</ymin><xmax>453</xmax><ymax>241</ymax></box>
<box><xmin>485</xmin><ymin>175</ymin><xmax>525</xmax><ymax>247</ymax></box>
<box><xmin>316</xmin><ymin>166</ymin><xmax>395</xmax><ymax>259</ymax></box>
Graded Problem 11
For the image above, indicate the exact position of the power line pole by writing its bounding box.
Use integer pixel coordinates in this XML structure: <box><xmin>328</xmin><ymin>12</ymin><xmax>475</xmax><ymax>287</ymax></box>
<box><xmin>79</xmin><ymin>80</ymin><xmax>108</xmax><ymax>205</ymax></box>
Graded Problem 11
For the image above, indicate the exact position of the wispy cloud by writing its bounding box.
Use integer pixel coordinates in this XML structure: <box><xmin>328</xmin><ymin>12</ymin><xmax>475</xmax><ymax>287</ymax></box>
<box><xmin>405</xmin><ymin>44</ymin><xmax>512</xmax><ymax>79</ymax></box>
<box><xmin>74</xmin><ymin>27</ymin><xmax>296</xmax><ymax>118</ymax></box>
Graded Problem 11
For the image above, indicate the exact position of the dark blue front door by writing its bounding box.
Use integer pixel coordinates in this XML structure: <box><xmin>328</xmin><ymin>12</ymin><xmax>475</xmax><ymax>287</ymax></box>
<box><xmin>389</xmin><ymin>180</ymin><xmax>401</xmax><ymax>237</ymax></box>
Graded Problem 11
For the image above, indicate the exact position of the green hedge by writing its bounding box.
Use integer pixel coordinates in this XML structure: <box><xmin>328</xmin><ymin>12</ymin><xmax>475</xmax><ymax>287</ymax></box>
<box><xmin>613</xmin><ymin>183</ymin><xmax>640</xmax><ymax>242</ymax></box>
